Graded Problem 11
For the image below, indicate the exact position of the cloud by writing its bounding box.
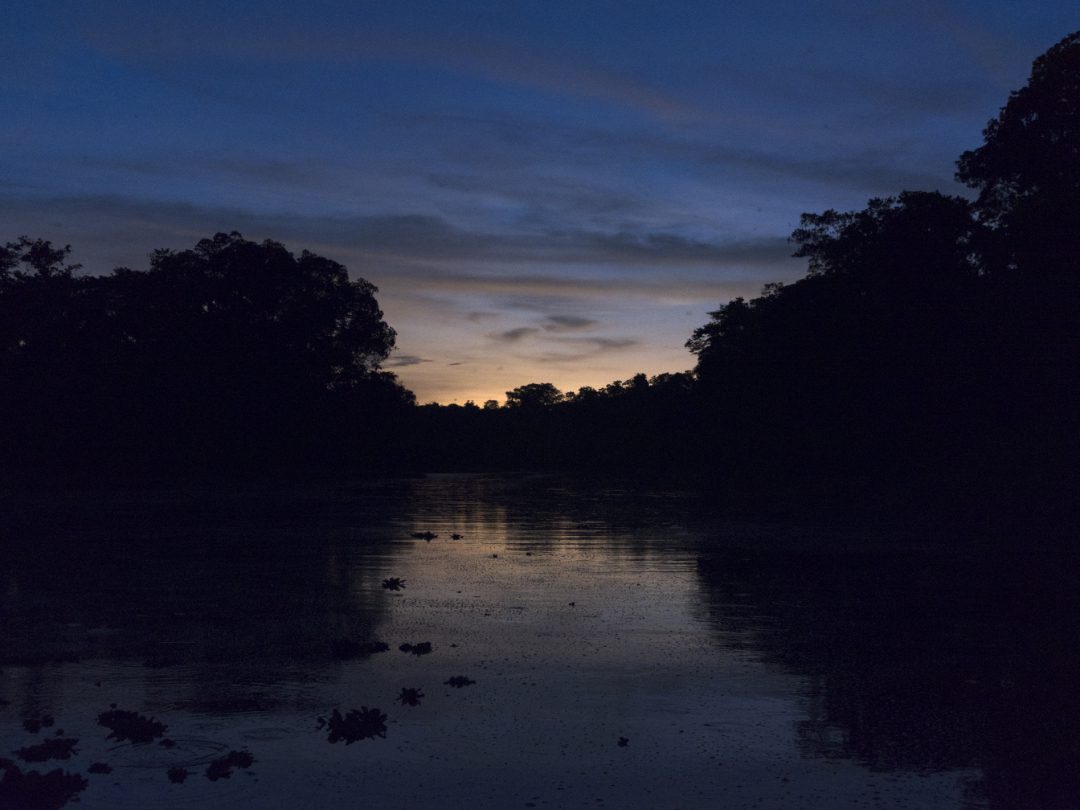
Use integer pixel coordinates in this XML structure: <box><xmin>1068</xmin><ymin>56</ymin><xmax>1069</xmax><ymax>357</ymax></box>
<box><xmin>542</xmin><ymin>314</ymin><xmax>596</xmax><ymax>331</ymax></box>
<box><xmin>533</xmin><ymin>335</ymin><xmax>640</xmax><ymax>364</ymax></box>
<box><xmin>492</xmin><ymin>327</ymin><xmax>541</xmax><ymax>343</ymax></box>
<box><xmin>81</xmin><ymin>17</ymin><xmax>687</xmax><ymax>120</ymax></box>
<box><xmin>384</xmin><ymin>354</ymin><xmax>431</xmax><ymax>367</ymax></box>
<box><xmin>0</xmin><ymin>193</ymin><xmax>802</xmax><ymax>279</ymax></box>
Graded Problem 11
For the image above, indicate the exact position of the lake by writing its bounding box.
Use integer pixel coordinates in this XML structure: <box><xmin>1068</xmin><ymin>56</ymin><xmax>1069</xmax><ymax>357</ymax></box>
<box><xmin>1</xmin><ymin>474</ymin><xmax>1077</xmax><ymax>808</ymax></box>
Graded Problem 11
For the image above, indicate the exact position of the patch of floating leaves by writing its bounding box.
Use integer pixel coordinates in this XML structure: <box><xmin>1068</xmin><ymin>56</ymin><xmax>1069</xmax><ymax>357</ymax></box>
<box><xmin>410</xmin><ymin>532</ymin><xmax>437</xmax><ymax>541</ymax></box>
<box><xmin>321</xmin><ymin>708</ymin><xmax>387</xmax><ymax>744</ymax></box>
<box><xmin>15</xmin><ymin>738</ymin><xmax>78</xmax><ymax>763</ymax></box>
<box><xmin>399</xmin><ymin>641</ymin><xmax>432</xmax><ymax>656</ymax></box>
<box><xmin>88</xmin><ymin>762</ymin><xmax>112</xmax><ymax>774</ymax></box>
<box><xmin>443</xmin><ymin>676</ymin><xmax>476</xmax><ymax>688</ymax></box>
<box><xmin>205</xmin><ymin>750</ymin><xmax>255</xmax><ymax>781</ymax></box>
<box><xmin>0</xmin><ymin>758</ymin><xmax>87</xmax><ymax>810</ymax></box>
<box><xmin>167</xmin><ymin>767</ymin><xmax>189</xmax><ymax>784</ymax></box>
<box><xmin>382</xmin><ymin>577</ymin><xmax>406</xmax><ymax>591</ymax></box>
<box><xmin>330</xmin><ymin>638</ymin><xmax>390</xmax><ymax>660</ymax></box>
<box><xmin>98</xmin><ymin>708</ymin><xmax>167</xmax><ymax>744</ymax></box>
<box><xmin>21</xmin><ymin>713</ymin><xmax>54</xmax><ymax>734</ymax></box>
<box><xmin>396</xmin><ymin>688</ymin><xmax>424</xmax><ymax>706</ymax></box>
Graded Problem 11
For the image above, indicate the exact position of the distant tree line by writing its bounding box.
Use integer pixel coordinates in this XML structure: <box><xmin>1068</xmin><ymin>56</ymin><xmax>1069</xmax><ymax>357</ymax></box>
<box><xmin>406</xmin><ymin>31</ymin><xmax>1080</xmax><ymax>531</ymax></box>
<box><xmin>3</xmin><ymin>31</ymin><xmax>1078</xmax><ymax>531</ymax></box>
<box><xmin>0</xmin><ymin>232</ymin><xmax>413</xmax><ymax>482</ymax></box>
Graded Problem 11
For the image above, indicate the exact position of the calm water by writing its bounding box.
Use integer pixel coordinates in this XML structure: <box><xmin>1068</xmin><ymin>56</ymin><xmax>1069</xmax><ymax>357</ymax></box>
<box><xmin>1</xmin><ymin>474</ymin><xmax>1077</xmax><ymax>809</ymax></box>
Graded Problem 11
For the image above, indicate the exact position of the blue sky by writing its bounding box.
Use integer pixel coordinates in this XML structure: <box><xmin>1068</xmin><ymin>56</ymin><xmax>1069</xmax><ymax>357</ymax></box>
<box><xmin>2</xmin><ymin>1</ymin><xmax>1075</xmax><ymax>402</ymax></box>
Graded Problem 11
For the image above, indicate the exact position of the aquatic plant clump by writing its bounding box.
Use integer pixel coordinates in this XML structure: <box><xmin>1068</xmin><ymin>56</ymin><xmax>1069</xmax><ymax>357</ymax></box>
<box><xmin>382</xmin><ymin>577</ymin><xmax>406</xmax><ymax>591</ymax></box>
<box><xmin>410</xmin><ymin>532</ymin><xmax>437</xmax><ymax>541</ymax></box>
<box><xmin>396</xmin><ymin>688</ymin><xmax>424</xmax><ymax>706</ymax></box>
<box><xmin>14</xmin><ymin>738</ymin><xmax>78</xmax><ymax>763</ymax></box>
<box><xmin>167</xmin><ymin>766</ymin><xmax>189</xmax><ymax>784</ymax></box>
<box><xmin>88</xmin><ymin>762</ymin><xmax>112</xmax><ymax>774</ymax></box>
<box><xmin>325</xmin><ymin>708</ymin><xmax>387</xmax><ymax>744</ymax></box>
<box><xmin>97</xmin><ymin>708</ymin><xmax>168</xmax><ymax>744</ymax></box>
<box><xmin>0</xmin><ymin>758</ymin><xmax>88</xmax><ymax>810</ymax></box>
<box><xmin>205</xmin><ymin>750</ymin><xmax>255</xmax><ymax>781</ymax></box>
<box><xmin>399</xmin><ymin>641</ymin><xmax>432</xmax><ymax>656</ymax></box>
<box><xmin>21</xmin><ymin>714</ymin><xmax>55</xmax><ymax>734</ymax></box>
<box><xmin>330</xmin><ymin>638</ymin><xmax>391</xmax><ymax>660</ymax></box>
<box><xmin>443</xmin><ymin>676</ymin><xmax>476</xmax><ymax>688</ymax></box>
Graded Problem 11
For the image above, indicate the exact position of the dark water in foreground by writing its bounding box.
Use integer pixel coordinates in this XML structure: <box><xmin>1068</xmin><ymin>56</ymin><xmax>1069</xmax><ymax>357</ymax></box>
<box><xmin>1</xmin><ymin>475</ymin><xmax>1077</xmax><ymax>809</ymax></box>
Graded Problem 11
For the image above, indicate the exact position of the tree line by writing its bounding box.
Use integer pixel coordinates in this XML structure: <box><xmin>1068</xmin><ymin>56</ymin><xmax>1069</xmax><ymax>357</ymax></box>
<box><xmin>410</xmin><ymin>30</ymin><xmax>1080</xmax><ymax>531</ymax></box>
<box><xmin>3</xmin><ymin>31</ymin><xmax>1078</xmax><ymax>530</ymax></box>
<box><xmin>0</xmin><ymin>232</ymin><xmax>413</xmax><ymax>482</ymax></box>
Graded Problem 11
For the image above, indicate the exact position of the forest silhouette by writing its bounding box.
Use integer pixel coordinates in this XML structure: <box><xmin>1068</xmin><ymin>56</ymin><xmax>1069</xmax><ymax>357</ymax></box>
<box><xmin>2</xmin><ymin>32</ymin><xmax>1078</xmax><ymax>533</ymax></box>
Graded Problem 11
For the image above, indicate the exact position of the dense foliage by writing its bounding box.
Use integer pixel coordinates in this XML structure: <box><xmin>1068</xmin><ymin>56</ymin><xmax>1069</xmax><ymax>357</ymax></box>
<box><xmin>0</xmin><ymin>232</ymin><xmax>412</xmax><ymax>481</ymax></box>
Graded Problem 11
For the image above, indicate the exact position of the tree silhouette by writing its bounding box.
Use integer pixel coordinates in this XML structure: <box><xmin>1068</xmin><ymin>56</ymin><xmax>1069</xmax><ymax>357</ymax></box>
<box><xmin>0</xmin><ymin>232</ymin><xmax>411</xmax><ymax>482</ymax></box>
<box><xmin>957</xmin><ymin>31</ymin><xmax>1080</xmax><ymax>278</ymax></box>
<box><xmin>505</xmin><ymin>382</ymin><xmax>563</xmax><ymax>410</ymax></box>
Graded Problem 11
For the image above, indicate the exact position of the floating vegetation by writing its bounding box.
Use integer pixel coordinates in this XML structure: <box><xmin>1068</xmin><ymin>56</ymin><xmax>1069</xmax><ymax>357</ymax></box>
<box><xmin>382</xmin><ymin>577</ymin><xmax>406</xmax><ymax>591</ymax></box>
<box><xmin>330</xmin><ymin>638</ymin><xmax>390</xmax><ymax>660</ymax></box>
<box><xmin>618</xmin><ymin>737</ymin><xmax>629</xmax><ymax>747</ymax></box>
<box><xmin>15</xmin><ymin>738</ymin><xmax>78</xmax><ymax>763</ymax></box>
<box><xmin>399</xmin><ymin>641</ymin><xmax>432</xmax><ymax>656</ymax></box>
<box><xmin>98</xmin><ymin>708</ymin><xmax>167</xmax><ymax>744</ymax></box>
<box><xmin>167</xmin><ymin>766</ymin><xmax>189</xmax><ymax>784</ymax></box>
<box><xmin>410</xmin><ymin>531</ymin><xmax>437</xmax><ymax>541</ymax></box>
<box><xmin>324</xmin><ymin>708</ymin><xmax>387</xmax><ymax>744</ymax></box>
<box><xmin>450</xmin><ymin>533</ymin><xmax>463</xmax><ymax>540</ymax></box>
<box><xmin>159</xmin><ymin>738</ymin><xmax>177</xmax><ymax>749</ymax></box>
<box><xmin>88</xmin><ymin>762</ymin><xmax>112</xmax><ymax>774</ymax></box>
<box><xmin>443</xmin><ymin>676</ymin><xmax>476</xmax><ymax>688</ymax></box>
<box><xmin>205</xmin><ymin>750</ymin><xmax>255</xmax><ymax>781</ymax></box>
<box><xmin>0</xmin><ymin>758</ymin><xmax>87</xmax><ymax>810</ymax></box>
<box><xmin>396</xmin><ymin>688</ymin><xmax>424</xmax><ymax>706</ymax></box>
<box><xmin>21</xmin><ymin>714</ymin><xmax>55</xmax><ymax>734</ymax></box>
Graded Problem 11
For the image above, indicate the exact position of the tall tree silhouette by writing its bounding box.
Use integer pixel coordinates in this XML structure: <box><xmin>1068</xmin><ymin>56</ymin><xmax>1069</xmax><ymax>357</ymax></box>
<box><xmin>0</xmin><ymin>232</ymin><xmax>411</xmax><ymax>481</ymax></box>
<box><xmin>957</xmin><ymin>31</ymin><xmax>1080</xmax><ymax>279</ymax></box>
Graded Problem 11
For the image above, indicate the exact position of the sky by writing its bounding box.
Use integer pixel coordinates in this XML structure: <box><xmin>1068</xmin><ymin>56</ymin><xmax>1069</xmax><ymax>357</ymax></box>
<box><xmin>2</xmin><ymin>2</ymin><xmax>1075</xmax><ymax>403</ymax></box>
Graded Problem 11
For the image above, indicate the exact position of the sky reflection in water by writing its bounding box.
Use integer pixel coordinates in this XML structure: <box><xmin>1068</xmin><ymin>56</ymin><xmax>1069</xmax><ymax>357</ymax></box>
<box><xmin>1</xmin><ymin>475</ymin><xmax>1074</xmax><ymax>808</ymax></box>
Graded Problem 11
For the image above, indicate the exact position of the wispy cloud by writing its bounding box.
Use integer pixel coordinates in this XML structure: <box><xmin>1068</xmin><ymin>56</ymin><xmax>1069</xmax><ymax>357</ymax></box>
<box><xmin>82</xmin><ymin>21</ymin><xmax>687</xmax><ymax>120</ymax></box>
<box><xmin>542</xmin><ymin>315</ymin><xmax>596</xmax><ymax>331</ymax></box>
<box><xmin>492</xmin><ymin>327</ymin><xmax>541</xmax><ymax>343</ymax></box>
<box><xmin>0</xmin><ymin>193</ymin><xmax>801</xmax><ymax>278</ymax></box>
<box><xmin>533</xmin><ymin>336</ymin><xmax>640</xmax><ymax>364</ymax></box>
<box><xmin>384</xmin><ymin>354</ymin><xmax>431</xmax><ymax>368</ymax></box>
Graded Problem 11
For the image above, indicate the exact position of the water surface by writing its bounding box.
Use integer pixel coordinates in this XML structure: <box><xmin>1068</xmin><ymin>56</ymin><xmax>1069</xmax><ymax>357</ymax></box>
<box><xmin>1</xmin><ymin>475</ymin><xmax>1076</xmax><ymax>808</ymax></box>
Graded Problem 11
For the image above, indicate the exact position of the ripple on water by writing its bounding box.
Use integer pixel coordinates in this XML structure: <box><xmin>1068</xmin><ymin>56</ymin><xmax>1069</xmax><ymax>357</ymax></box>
<box><xmin>239</xmin><ymin>726</ymin><xmax>295</xmax><ymax>742</ymax></box>
<box><xmin>107</xmin><ymin>737</ymin><xmax>231</xmax><ymax>769</ymax></box>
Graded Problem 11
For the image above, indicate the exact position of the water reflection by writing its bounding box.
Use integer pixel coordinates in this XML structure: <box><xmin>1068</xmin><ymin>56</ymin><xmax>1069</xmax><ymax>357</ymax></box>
<box><xmin>1</xmin><ymin>488</ymin><xmax>404</xmax><ymax>674</ymax></box>
<box><xmin>0</xmin><ymin>476</ymin><xmax>1073</xmax><ymax>808</ymax></box>
<box><xmin>695</xmin><ymin>547</ymin><xmax>1080</xmax><ymax>809</ymax></box>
